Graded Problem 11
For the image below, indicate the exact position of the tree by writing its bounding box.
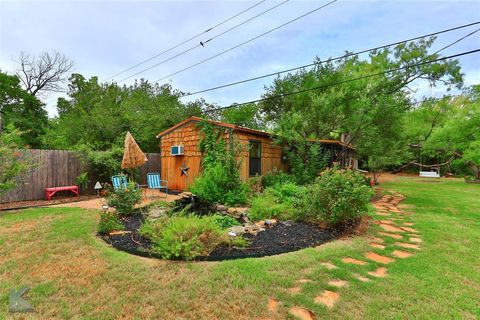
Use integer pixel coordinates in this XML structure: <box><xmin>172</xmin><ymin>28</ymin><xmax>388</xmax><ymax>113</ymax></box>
<box><xmin>259</xmin><ymin>38</ymin><xmax>463</xmax><ymax>175</ymax></box>
<box><xmin>0</xmin><ymin>71</ymin><xmax>48</xmax><ymax>147</ymax></box>
<box><xmin>219</xmin><ymin>103</ymin><xmax>265</xmax><ymax>130</ymax></box>
<box><xmin>43</xmin><ymin>75</ymin><xmax>204</xmax><ymax>152</ymax></box>
<box><xmin>425</xmin><ymin>86</ymin><xmax>480</xmax><ymax>179</ymax></box>
<box><xmin>16</xmin><ymin>51</ymin><xmax>73</xmax><ymax>97</ymax></box>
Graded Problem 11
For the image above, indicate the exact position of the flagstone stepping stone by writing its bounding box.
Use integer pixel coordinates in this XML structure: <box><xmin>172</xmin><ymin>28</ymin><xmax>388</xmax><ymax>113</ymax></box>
<box><xmin>355</xmin><ymin>274</ymin><xmax>371</xmax><ymax>282</ymax></box>
<box><xmin>409</xmin><ymin>237</ymin><xmax>422</xmax><ymax>243</ymax></box>
<box><xmin>267</xmin><ymin>298</ymin><xmax>280</xmax><ymax>313</ymax></box>
<box><xmin>370</xmin><ymin>237</ymin><xmax>384</xmax><ymax>243</ymax></box>
<box><xmin>320</xmin><ymin>262</ymin><xmax>337</xmax><ymax>270</ymax></box>
<box><xmin>392</xmin><ymin>250</ymin><xmax>414</xmax><ymax>259</ymax></box>
<box><xmin>289</xmin><ymin>306</ymin><xmax>316</xmax><ymax>320</ymax></box>
<box><xmin>369</xmin><ymin>242</ymin><xmax>386</xmax><ymax>250</ymax></box>
<box><xmin>328</xmin><ymin>279</ymin><xmax>348</xmax><ymax>287</ymax></box>
<box><xmin>365</xmin><ymin>251</ymin><xmax>395</xmax><ymax>264</ymax></box>
<box><xmin>341</xmin><ymin>257</ymin><xmax>368</xmax><ymax>265</ymax></box>
<box><xmin>395</xmin><ymin>242</ymin><xmax>421</xmax><ymax>250</ymax></box>
<box><xmin>400</xmin><ymin>226</ymin><xmax>418</xmax><ymax>233</ymax></box>
<box><xmin>379</xmin><ymin>220</ymin><xmax>396</xmax><ymax>225</ymax></box>
<box><xmin>297</xmin><ymin>279</ymin><xmax>314</xmax><ymax>284</ymax></box>
<box><xmin>379</xmin><ymin>232</ymin><xmax>403</xmax><ymax>240</ymax></box>
<box><xmin>288</xmin><ymin>287</ymin><xmax>302</xmax><ymax>295</ymax></box>
<box><xmin>380</xmin><ymin>224</ymin><xmax>405</xmax><ymax>233</ymax></box>
<box><xmin>368</xmin><ymin>267</ymin><xmax>387</xmax><ymax>278</ymax></box>
<box><xmin>314</xmin><ymin>290</ymin><xmax>340</xmax><ymax>308</ymax></box>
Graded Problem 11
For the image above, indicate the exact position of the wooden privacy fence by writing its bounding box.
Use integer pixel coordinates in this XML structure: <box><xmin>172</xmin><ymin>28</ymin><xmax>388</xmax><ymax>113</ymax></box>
<box><xmin>1</xmin><ymin>150</ymin><xmax>161</xmax><ymax>203</ymax></box>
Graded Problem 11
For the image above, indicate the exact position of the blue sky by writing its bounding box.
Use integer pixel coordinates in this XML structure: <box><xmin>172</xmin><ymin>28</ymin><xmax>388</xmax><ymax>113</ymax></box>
<box><xmin>1</xmin><ymin>0</ymin><xmax>479</xmax><ymax>117</ymax></box>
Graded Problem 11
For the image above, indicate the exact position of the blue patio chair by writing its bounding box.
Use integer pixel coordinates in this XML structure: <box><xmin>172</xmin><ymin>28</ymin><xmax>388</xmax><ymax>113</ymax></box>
<box><xmin>111</xmin><ymin>175</ymin><xmax>128</xmax><ymax>191</ymax></box>
<box><xmin>146</xmin><ymin>172</ymin><xmax>168</xmax><ymax>198</ymax></box>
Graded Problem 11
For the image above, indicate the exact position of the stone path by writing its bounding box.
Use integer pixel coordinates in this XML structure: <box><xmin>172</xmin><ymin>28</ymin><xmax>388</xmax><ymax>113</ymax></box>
<box><xmin>264</xmin><ymin>192</ymin><xmax>423</xmax><ymax>320</ymax></box>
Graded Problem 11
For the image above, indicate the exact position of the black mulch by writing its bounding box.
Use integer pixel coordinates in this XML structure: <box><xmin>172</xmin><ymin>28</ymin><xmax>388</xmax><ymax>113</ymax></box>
<box><xmin>101</xmin><ymin>214</ymin><xmax>358</xmax><ymax>261</ymax></box>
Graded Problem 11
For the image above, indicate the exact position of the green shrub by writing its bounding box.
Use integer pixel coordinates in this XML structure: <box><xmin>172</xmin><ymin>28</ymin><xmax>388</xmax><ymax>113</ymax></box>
<box><xmin>106</xmin><ymin>182</ymin><xmax>142</xmax><ymax>216</ymax></box>
<box><xmin>77</xmin><ymin>144</ymin><xmax>124</xmax><ymax>182</ymax></box>
<box><xmin>139</xmin><ymin>216</ymin><xmax>226</xmax><ymax>260</ymax></box>
<box><xmin>211</xmin><ymin>214</ymin><xmax>241</xmax><ymax>229</ymax></box>
<box><xmin>297</xmin><ymin>169</ymin><xmax>374</xmax><ymax>226</ymax></box>
<box><xmin>97</xmin><ymin>210</ymin><xmax>124</xmax><ymax>234</ymax></box>
<box><xmin>270</xmin><ymin>182</ymin><xmax>303</xmax><ymax>204</ymax></box>
<box><xmin>190</xmin><ymin>163</ymin><xmax>249</xmax><ymax>205</ymax></box>
<box><xmin>249</xmin><ymin>190</ymin><xmax>294</xmax><ymax>222</ymax></box>
<box><xmin>261</xmin><ymin>170</ymin><xmax>295</xmax><ymax>188</ymax></box>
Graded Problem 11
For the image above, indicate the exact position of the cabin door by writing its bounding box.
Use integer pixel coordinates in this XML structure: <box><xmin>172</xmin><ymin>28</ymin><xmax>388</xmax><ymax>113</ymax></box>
<box><xmin>249</xmin><ymin>141</ymin><xmax>261</xmax><ymax>176</ymax></box>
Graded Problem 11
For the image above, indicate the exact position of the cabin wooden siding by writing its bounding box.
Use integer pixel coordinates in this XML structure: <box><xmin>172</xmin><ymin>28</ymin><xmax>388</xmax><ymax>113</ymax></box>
<box><xmin>159</xmin><ymin>122</ymin><xmax>287</xmax><ymax>191</ymax></box>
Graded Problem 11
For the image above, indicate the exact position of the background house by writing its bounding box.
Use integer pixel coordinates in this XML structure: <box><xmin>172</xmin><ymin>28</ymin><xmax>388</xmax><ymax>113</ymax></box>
<box><xmin>157</xmin><ymin>117</ymin><xmax>357</xmax><ymax>192</ymax></box>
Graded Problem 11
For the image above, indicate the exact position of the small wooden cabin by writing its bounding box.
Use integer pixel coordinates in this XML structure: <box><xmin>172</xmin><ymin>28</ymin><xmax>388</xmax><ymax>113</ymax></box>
<box><xmin>157</xmin><ymin>116</ymin><xmax>357</xmax><ymax>192</ymax></box>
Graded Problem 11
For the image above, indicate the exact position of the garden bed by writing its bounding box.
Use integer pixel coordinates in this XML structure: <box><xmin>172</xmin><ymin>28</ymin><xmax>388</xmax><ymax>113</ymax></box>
<box><xmin>101</xmin><ymin>214</ymin><xmax>360</xmax><ymax>261</ymax></box>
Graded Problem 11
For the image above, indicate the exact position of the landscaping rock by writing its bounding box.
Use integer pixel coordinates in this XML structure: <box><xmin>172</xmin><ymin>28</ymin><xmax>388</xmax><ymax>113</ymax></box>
<box><xmin>148</xmin><ymin>208</ymin><xmax>167</xmax><ymax>219</ymax></box>
<box><xmin>216</xmin><ymin>204</ymin><xmax>227</xmax><ymax>211</ymax></box>
<box><xmin>227</xmin><ymin>207</ymin><xmax>237</xmax><ymax>214</ymax></box>
<box><xmin>228</xmin><ymin>226</ymin><xmax>245</xmax><ymax>235</ymax></box>
<box><xmin>265</xmin><ymin>219</ymin><xmax>277</xmax><ymax>226</ymax></box>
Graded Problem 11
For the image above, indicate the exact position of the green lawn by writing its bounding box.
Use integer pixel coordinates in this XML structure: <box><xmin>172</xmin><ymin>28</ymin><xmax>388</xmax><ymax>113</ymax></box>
<box><xmin>0</xmin><ymin>177</ymin><xmax>479</xmax><ymax>319</ymax></box>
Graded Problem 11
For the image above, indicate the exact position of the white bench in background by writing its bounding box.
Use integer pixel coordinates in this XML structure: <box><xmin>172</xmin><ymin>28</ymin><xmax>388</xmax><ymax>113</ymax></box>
<box><xmin>419</xmin><ymin>171</ymin><xmax>440</xmax><ymax>178</ymax></box>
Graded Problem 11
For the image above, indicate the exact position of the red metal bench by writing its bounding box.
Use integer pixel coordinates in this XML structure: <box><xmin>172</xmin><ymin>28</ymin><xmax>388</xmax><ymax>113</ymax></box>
<box><xmin>45</xmin><ymin>186</ymin><xmax>79</xmax><ymax>201</ymax></box>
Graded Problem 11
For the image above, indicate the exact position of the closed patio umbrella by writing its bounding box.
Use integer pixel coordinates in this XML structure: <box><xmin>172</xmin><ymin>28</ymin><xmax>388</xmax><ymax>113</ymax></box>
<box><xmin>121</xmin><ymin>131</ymin><xmax>148</xmax><ymax>169</ymax></box>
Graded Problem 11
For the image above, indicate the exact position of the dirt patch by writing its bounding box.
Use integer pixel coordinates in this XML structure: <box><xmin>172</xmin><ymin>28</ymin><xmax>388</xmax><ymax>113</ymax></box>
<box><xmin>0</xmin><ymin>195</ymin><xmax>98</xmax><ymax>211</ymax></box>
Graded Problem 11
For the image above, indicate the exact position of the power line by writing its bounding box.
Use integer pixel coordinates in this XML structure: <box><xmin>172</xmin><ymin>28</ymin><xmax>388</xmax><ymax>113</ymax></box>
<box><xmin>204</xmin><ymin>48</ymin><xmax>480</xmax><ymax>112</ymax></box>
<box><xmin>108</xmin><ymin>0</ymin><xmax>267</xmax><ymax>80</ymax></box>
<box><xmin>155</xmin><ymin>0</ymin><xmax>338</xmax><ymax>83</ymax></box>
<box><xmin>182</xmin><ymin>21</ymin><xmax>480</xmax><ymax>97</ymax></box>
<box><xmin>117</xmin><ymin>0</ymin><xmax>290</xmax><ymax>83</ymax></box>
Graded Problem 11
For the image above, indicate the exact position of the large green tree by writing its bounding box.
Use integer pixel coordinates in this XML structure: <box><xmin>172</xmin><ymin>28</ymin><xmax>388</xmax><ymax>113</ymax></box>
<box><xmin>0</xmin><ymin>71</ymin><xmax>48</xmax><ymax>148</ymax></box>
<box><xmin>259</xmin><ymin>38</ymin><xmax>463</xmax><ymax>177</ymax></box>
<box><xmin>44</xmin><ymin>75</ymin><xmax>205</xmax><ymax>152</ymax></box>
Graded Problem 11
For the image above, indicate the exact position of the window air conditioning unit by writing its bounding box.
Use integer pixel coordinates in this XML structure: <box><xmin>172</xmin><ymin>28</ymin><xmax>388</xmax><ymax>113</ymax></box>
<box><xmin>170</xmin><ymin>145</ymin><xmax>184</xmax><ymax>156</ymax></box>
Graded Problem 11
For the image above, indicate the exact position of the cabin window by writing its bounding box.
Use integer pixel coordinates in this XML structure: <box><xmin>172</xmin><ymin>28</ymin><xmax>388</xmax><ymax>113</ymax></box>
<box><xmin>249</xmin><ymin>141</ymin><xmax>261</xmax><ymax>177</ymax></box>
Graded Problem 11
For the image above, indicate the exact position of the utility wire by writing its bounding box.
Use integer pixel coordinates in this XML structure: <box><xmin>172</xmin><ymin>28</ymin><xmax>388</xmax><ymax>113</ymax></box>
<box><xmin>155</xmin><ymin>0</ymin><xmax>338</xmax><ymax>82</ymax></box>
<box><xmin>203</xmin><ymin>48</ymin><xmax>480</xmax><ymax>112</ymax></box>
<box><xmin>117</xmin><ymin>0</ymin><xmax>290</xmax><ymax>83</ymax></box>
<box><xmin>182</xmin><ymin>21</ymin><xmax>480</xmax><ymax>97</ymax></box>
<box><xmin>108</xmin><ymin>0</ymin><xmax>267</xmax><ymax>79</ymax></box>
